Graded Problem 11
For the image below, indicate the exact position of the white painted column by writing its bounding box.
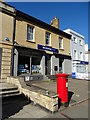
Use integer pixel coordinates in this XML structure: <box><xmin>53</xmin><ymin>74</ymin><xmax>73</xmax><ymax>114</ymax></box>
<box><xmin>63</xmin><ymin>59</ymin><xmax>72</xmax><ymax>74</ymax></box>
<box><xmin>14</xmin><ymin>49</ymin><xmax>18</xmax><ymax>76</ymax></box>
<box><xmin>40</xmin><ymin>55</ymin><xmax>45</xmax><ymax>75</ymax></box>
<box><xmin>51</xmin><ymin>55</ymin><xmax>59</xmax><ymax>75</ymax></box>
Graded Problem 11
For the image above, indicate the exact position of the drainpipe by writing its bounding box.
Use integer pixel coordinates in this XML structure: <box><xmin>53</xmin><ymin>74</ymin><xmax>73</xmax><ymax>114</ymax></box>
<box><xmin>11</xmin><ymin>12</ymin><xmax>16</xmax><ymax>76</ymax></box>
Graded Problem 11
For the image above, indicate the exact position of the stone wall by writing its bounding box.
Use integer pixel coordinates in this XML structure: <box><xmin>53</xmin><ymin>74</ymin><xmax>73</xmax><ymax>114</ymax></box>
<box><xmin>15</xmin><ymin>17</ymin><xmax>71</xmax><ymax>56</ymax></box>
<box><xmin>1</xmin><ymin>47</ymin><xmax>12</xmax><ymax>82</ymax></box>
<box><xmin>7</xmin><ymin>76</ymin><xmax>58</xmax><ymax>112</ymax></box>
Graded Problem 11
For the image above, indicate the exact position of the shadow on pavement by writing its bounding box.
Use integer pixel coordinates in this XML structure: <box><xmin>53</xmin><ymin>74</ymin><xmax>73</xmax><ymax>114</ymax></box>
<box><xmin>58</xmin><ymin>91</ymin><xmax>74</xmax><ymax>109</ymax></box>
<box><xmin>68</xmin><ymin>91</ymin><xmax>74</xmax><ymax>104</ymax></box>
<box><xmin>2</xmin><ymin>95</ymin><xmax>30</xmax><ymax>119</ymax></box>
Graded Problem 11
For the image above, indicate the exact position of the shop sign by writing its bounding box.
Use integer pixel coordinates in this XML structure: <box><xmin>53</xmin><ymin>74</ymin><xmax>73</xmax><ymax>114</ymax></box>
<box><xmin>38</xmin><ymin>44</ymin><xmax>58</xmax><ymax>53</ymax></box>
<box><xmin>72</xmin><ymin>72</ymin><xmax>76</xmax><ymax>78</ymax></box>
<box><xmin>80</xmin><ymin>61</ymin><xmax>88</xmax><ymax>65</ymax></box>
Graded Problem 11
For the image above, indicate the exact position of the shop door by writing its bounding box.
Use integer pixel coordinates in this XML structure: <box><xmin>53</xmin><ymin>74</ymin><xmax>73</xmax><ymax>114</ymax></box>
<box><xmin>45</xmin><ymin>56</ymin><xmax>51</xmax><ymax>75</ymax></box>
<box><xmin>59</xmin><ymin>59</ymin><xmax>63</xmax><ymax>73</ymax></box>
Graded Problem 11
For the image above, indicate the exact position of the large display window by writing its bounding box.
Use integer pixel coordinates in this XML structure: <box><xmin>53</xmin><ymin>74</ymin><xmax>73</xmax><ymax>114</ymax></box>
<box><xmin>18</xmin><ymin>55</ymin><xmax>42</xmax><ymax>75</ymax></box>
<box><xmin>31</xmin><ymin>57</ymin><xmax>41</xmax><ymax>74</ymax></box>
<box><xmin>72</xmin><ymin>61</ymin><xmax>88</xmax><ymax>79</ymax></box>
<box><xmin>18</xmin><ymin>56</ymin><xmax>30</xmax><ymax>75</ymax></box>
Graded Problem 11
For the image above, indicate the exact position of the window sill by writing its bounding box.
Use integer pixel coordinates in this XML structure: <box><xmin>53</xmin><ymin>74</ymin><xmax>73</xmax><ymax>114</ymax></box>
<box><xmin>74</xmin><ymin>42</ymin><xmax>77</xmax><ymax>44</ymax></box>
<box><xmin>59</xmin><ymin>48</ymin><xmax>64</xmax><ymax>50</ymax></box>
<box><xmin>27</xmin><ymin>40</ymin><xmax>36</xmax><ymax>43</ymax></box>
<box><xmin>46</xmin><ymin>44</ymin><xmax>52</xmax><ymax>47</ymax></box>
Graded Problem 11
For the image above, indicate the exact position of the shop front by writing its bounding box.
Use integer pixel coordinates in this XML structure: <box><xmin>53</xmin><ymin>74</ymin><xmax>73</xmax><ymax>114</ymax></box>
<box><xmin>13</xmin><ymin>46</ymin><xmax>46</xmax><ymax>76</ymax></box>
<box><xmin>72</xmin><ymin>60</ymin><xmax>88</xmax><ymax>79</ymax></box>
<box><xmin>13</xmin><ymin>45</ymin><xmax>71</xmax><ymax>77</ymax></box>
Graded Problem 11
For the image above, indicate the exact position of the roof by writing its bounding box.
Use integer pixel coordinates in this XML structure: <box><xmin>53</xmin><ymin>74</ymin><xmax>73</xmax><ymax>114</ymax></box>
<box><xmin>16</xmin><ymin>10</ymin><xmax>71</xmax><ymax>39</ymax></box>
<box><xmin>0</xmin><ymin>1</ymin><xmax>15</xmax><ymax>16</ymax></box>
<box><xmin>0</xmin><ymin>2</ymin><xmax>71</xmax><ymax>39</ymax></box>
<box><xmin>64</xmin><ymin>29</ymin><xmax>85</xmax><ymax>40</ymax></box>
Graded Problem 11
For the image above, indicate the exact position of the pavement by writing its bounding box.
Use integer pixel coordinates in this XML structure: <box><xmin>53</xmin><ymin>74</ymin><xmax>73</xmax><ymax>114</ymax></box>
<box><xmin>31</xmin><ymin>78</ymin><xmax>88</xmax><ymax>106</ymax></box>
<box><xmin>0</xmin><ymin>78</ymin><xmax>89</xmax><ymax>119</ymax></box>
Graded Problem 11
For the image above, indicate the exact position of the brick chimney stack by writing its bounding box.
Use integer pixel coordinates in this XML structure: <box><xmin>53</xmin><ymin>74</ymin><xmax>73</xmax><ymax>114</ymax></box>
<box><xmin>50</xmin><ymin>16</ymin><xmax>59</xmax><ymax>29</ymax></box>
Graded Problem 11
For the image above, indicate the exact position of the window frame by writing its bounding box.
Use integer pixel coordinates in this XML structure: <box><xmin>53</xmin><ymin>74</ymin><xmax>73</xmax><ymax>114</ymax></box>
<box><xmin>74</xmin><ymin>49</ymin><xmax>77</xmax><ymax>60</ymax></box>
<box><xmin>45</xmin><ymin>32</ymin><xmax>51</xmax><ymax>46</ymax></box>
<box><xmin>27</xmin><ymin>24</ymin><xmax>35</xmax><ymax>42</ymax></box>
<box><xmin>79</xmin><ymin>40</ymin><xmax>82</xmax><ymax>46</ymax></box>
<box><xmin>80</xmin><ymin>52</ymin><xmax>83</xmax><ymax>60</ymax></box>
<box><xmin>73</xmin><ymin>37</ymin><xmax>77</xmax><ymax>44</ymax></box>
<box><xmin>59</xmin><ymin>37</ymin><xmax>63</xmax><ymax>49</ymax></box>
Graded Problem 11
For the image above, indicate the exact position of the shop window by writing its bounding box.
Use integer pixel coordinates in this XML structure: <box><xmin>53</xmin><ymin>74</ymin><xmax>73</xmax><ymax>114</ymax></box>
<box><xmin>31</xmin><ymin>57</ymin><xmax>41</xmax><ymax>74</ymax></box>
<box><xmin>18</xmin><ymin>56</ymin><xmax>30</xmax><ymax>75</ymax></box>
<box><xmin>59</xmin><ymin>37</ymin><xmax>63</xmax><ymax>49</ymax></box>
<box><xmin>27</xmin><ymin>25</ymin><xmax>34</xmax><ymax>41</ymax></box>
<box><xmin>46</xmin><ymin>32</ymin><xmax>51</xmax><ymax>46</ymax></box>
<box><xmin>76</xmin><ymin>64</ymin><xmax>86</xmax><ymax>73</ymax></box>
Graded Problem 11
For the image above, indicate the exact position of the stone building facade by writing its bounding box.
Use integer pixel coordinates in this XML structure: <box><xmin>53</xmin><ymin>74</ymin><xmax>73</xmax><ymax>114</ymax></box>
<box><xmin>0</xmin><ymin>2</ymin><xmax>72</xmax><ymax>82</ymax></box>
<box><xmin>0</xmin><ymin>2</ymin><xmax>15</xmax><ymax>82</ymax></box>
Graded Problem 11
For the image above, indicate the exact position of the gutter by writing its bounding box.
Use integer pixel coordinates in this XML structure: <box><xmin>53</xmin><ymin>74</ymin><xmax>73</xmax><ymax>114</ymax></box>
<box><xmin>11</xmin><ymin>11</ymin><xmax>16</xmax><ymax>76</ymax></box>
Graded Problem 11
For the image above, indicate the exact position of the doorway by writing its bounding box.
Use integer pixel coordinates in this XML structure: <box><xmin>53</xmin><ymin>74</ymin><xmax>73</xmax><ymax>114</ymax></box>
<box><xmin>59</xmin><ymin>59</ymin><xmax>63</xmax><ymax>73</ymax></box>
<box><xmin>45</xmin><ymin>55</ymin><xmax>51</xmax><ymax>75</ymax></box>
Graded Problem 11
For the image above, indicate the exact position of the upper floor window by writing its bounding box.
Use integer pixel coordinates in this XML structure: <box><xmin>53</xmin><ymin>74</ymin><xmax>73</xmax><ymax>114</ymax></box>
<box><xmin>80</xmin><ymin>52</ymin><xmax>83</xmax><ymax>60</ymax></box>
<box><xmin>73</xmin><ymin>37</ymin><xmax>77</xmax><ymax>44</ymax></box>
<box><xmin>74</xmin><ymin>50</ymin><xmax>77</xmax><ymax>60</ymax></box>
<box><xmin>59</xmin><ymin>37</ymin><xmax>63</xmax><ymax>49</ymax></box>
<box><xmin>46</xmin><ymin>32</ymin><xmax>51</xmax><ymax>46</ymax></box>
<box><xmin>79</xmin><ymin>40</ymin><xmax>82</xmax><ymax>46</ymax></box>
<box><xmin>27</xmin><ymin>25</ymin><xmax>34</xmax><ymax>42</ymax></box>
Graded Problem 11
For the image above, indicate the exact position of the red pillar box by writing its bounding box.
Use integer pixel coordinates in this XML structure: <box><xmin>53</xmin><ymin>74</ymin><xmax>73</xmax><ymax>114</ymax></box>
<box><xmin>56</xmin><ymin>73</ymin><xmax>68</xmax><ymax>106</ymax></box>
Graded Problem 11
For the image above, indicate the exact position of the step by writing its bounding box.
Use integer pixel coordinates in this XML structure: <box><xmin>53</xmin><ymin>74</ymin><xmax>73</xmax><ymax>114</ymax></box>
<box><xmin>0</xmin><ymin>92</ymin><xmax>21</xmax><ymax>98</ymax></box>
<box><xmin>1</xmin><ymin>86</ymin><xmax>18</xmax><ymax>92</ymax></box>
<box><xmin>0</xmin><ymin>89</ymin><xmax>19</xmax><ymax>96</ymax></box>
<box><xmin>0</xmin><ymin>83</ymin><xmax>18</xmax><ymax>92</ymax></box>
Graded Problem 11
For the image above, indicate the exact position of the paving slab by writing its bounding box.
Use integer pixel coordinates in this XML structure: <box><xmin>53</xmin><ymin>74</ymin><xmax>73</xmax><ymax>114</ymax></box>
<box><xmin>1</xmin><ymin>79</ymin><xmax>89</xmax><ymax>119</ymax></box>
<box><xmin>31</xmin><ymin>79</ymin><xmax>88</xmax><ymax>106</ymax></box>
<box><xmin>60</xmin><ymin>100</ymin><xmax>88</xmax><ymax>118</ymax></box>
<box><xmin>2</xmin><ymin>95</ymin><xmax>49</xmax><ymax>119</ymax></box>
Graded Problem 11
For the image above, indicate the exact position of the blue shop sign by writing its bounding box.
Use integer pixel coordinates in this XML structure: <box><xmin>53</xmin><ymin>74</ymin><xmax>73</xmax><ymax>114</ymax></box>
<box><xmin>72</xmin><ymin>72</ymin><xmax>76</xmax><ymax>78</ymax></box>
<box><xmin>38</xmin><ymin>44</ymin><xmax>58</xmax><ymax>53</ymax></box>
<box><xmin>80</xmin><ymin>61</ymin><xmax>88</xmax><ymax>65</ymax></box>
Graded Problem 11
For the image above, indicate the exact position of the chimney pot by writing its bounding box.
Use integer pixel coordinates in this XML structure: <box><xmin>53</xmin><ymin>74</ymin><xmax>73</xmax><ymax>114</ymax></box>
<box><xmin>55</xmin><ymin>16</ymin><xmax>57</xmax><ymax>19</ymax></box>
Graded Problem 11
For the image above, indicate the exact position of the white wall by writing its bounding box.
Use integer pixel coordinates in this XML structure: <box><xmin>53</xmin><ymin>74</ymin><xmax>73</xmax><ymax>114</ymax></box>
<box><xmin>63</xmin><ymin>59</ymin><xmax>72</xmax><ymax>74</ymax></box>
<box><xmin>64</xmin><ymin>29</ymin><xmax>85</xmax><ymax>61</ymax></box>
<box><xmin>51</xmin><ymin>55</ymin><xmax>59</xmax><ymax>75</ymax></box>
<box><xmin>85</xmin><ymin>44</ymin><xmax>88</xmax><ymax>61</ymax></box>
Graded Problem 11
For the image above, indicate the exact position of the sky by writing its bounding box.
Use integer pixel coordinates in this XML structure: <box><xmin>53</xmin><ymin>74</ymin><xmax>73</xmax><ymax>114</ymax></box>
<box><xmin>7</xmin><ymin>2</ymin><xmax>88</xmax><ymax>45</ymax></box>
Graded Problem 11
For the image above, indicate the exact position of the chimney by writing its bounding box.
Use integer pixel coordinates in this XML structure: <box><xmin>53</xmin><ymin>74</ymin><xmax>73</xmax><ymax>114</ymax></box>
<box><xmin>0</xmin><ymin>0</ymin><xmax>5</xmax><ymax>2</ymax></box>
<box><xmin>50</xmin><ymin>16</ymin><xmax>59</xmax><ymax>29</ymax></box>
